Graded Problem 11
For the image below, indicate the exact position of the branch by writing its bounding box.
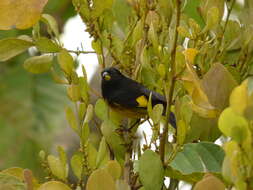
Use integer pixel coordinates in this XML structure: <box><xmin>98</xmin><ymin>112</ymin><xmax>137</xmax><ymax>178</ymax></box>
<box><xmin>159</xmin><ymin>0</ymin><xmax>181</xmax><ymax>164</ymax></box>
<box><xmin>67</xmin><ymin>49</ymin><xmax>96</xmax><ymax>55</ymax></box>
<box><xmin>213</xmin><ymin>0</ymin><xmax>236</xmax><ymax>61</ymax></box>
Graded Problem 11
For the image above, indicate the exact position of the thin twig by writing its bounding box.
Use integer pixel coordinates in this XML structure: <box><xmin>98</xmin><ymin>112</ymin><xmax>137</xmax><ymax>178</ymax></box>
<box><xmin>67</xmin><ymin>49</ymin><xmax>96</xmax><ymax>55</ymax></box>
<box><xmin>159</xmin><ymin>0</ymin><xmax>181</xmax><ymax>164</ymax></box>
<box><xmin>213</xmin><ymin>0</ymin><xmax>236</xmax><ymax>61</ymax></box>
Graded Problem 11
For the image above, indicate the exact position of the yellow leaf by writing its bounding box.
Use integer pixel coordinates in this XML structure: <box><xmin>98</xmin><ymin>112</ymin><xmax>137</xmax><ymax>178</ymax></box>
<box><xmin>183</xmin><ymin>48</ymin><xmax>199</xmax><ymax>64</ymax></box>
<box><xmin>0</xmin><ymin>0</ymin><xmax>48</xmax><ymax>30</ymax></box>
<box><xmin>38</xmin><ymin>181</ymin><xmax>71</xmax><ymax>190</ymax></box>
<box><xmin>230</xmin><ymin>80</ymin><xmax>248</xmax><ymax>115</ymax></box>
<box><xmin>86</xmin><ymin>169</ymin><xmax>116</xmax><ymax>190</ymax></box>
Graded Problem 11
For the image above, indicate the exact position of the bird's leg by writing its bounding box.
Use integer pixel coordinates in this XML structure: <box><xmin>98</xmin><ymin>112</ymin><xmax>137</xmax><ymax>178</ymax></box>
<box><xmin>115</xmin><ymin>119</ymin><xmax>140</xmax><ymax>135</ymax></box>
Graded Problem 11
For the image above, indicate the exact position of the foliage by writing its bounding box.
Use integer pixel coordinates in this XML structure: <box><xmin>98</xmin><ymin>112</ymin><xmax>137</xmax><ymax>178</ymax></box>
<box><xmin>0</xmin><ymin>0</ymin><xmax>253</xmax><ymax>190</ymax></box>
<box><xmin>0</xmin><ymin>0</ymin><xmax>75</xmax><ymax>175</ymax></box>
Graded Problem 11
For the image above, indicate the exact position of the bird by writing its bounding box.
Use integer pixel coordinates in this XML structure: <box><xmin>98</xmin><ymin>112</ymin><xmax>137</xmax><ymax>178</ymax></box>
<box><xmin>101</xmin><ymin>67</ymin><xmax>176</xmax><ymax>128</ymax></box>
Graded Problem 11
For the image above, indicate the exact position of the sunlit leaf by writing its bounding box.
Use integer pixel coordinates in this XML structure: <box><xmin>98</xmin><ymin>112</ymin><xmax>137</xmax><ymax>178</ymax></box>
<box><xmin>0</xmin><ymin>0</ymin><xmax>48</xmax><ymax>30</ymax></box>
<box><xmin>23</xmin><ymin>55</ymin><xmax>53</xmax><ymax>74</ymax></box>
<box><xmin>65</xmin><ymin>106</ymin><xmax>79</xmax><ymax>133</ymax></box>
<box><xmin>183</xmin><ymin>0</ymin><xmax>205</xmax><ymax>28</ymax></box>
<box><xmin>71</xmin><ymin>152</ymin><xmax>83</xmax><ymax>179</ymax></box>
<box><xmin>47</xmin><ymin>155</ymin><xmax>68</xmax><ymax>180</ymax></box>
<box><xmin>229</xmin><ymin>80</ymin><xmax>248</xmax><ymax>115</ymax></box>
<box><xmin>92</xmin><ymin>0</ymin><xmax>114</xmax><ymax>18</ymax></box>
<box><xmin>67</xmin><ymin>84</ymin><xmax>81</xmax><ymax>102</ymax></box>
<box><xmin>38</xmin><ymin>181</ymin><xmax>71</xmax><ymax>190</ymax></box>
<box><xmin>105</xmin><ymin>160</ymin><xmax>122</xmax><ymax>180</ymax></box>
<box><xmin>177</xmin><ymin>120</ymin><xmax>187</xmax><ymax>145</ymax></box>
<box><xmin>57</xmin><ymin>50</ymin><xmax>74</xmax><ymax>76</ymax></box>
<box><xmin>86</xmin><ymin>169</ymin><xmax>116</xmax><ymax>190</ymax></box>
<box><xmin>218</xmin><ymin>107</ymin><xmax>249</xmax><ymax>143</ymax></box>
<box><xmin>202</xmin><ymin>7</ymin><xmax>220</xmax><ymax>33</ymax></box>
<box><xmin>177</xmin><ymin>26</ymin><xmax>191</xmax><ymax>38</ymax></box>
<box><xmin>0</xmin><ymin>172</ymin><xmax>25</xmax><ymax>190</ymax></box>
<box><xmin>35</xmin><ymin>37</ymin><xmax>61</xmax><ymax>53</ymax></box>
<box><xmin>95</xmin><ymin>99</ymin><xmax>108</xmax><ymax>121</ymax></box>
<box><xmin>0</xmin><ymin>38</ymin><xmax>34</xmax><ymax>62</ymax></box>
<box><xmin>41</xmin><ymin>14</ymin><xmax>60</xmax><ymax>37</ymax></box>
<box><xmin>96</xmin><ymin>137</ymin><xmax>110</xmax><ymax>168</ymax></box>
<box><xmin>184</xmin><ymin>48</ymin><xmax>199</xmax><ymax>64</ymax></box>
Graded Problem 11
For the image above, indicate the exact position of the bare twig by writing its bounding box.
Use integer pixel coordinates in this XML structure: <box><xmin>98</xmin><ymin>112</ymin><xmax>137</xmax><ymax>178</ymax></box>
<box><xmin>159</xmin><ymin>0</ymin><xmax>181</xmax><ymax>164</ymax></box>
<box><xmin>67</xmin><ymin>49</ymin><xmax>96</xmax><ymax>55</ymax></box>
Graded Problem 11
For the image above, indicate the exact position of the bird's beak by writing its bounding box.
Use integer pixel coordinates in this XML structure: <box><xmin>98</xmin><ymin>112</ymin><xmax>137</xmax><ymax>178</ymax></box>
<box><xmin>102</xmin><ymin>71</ymin><xmax>111</xmax><ymax>81</ymax></box>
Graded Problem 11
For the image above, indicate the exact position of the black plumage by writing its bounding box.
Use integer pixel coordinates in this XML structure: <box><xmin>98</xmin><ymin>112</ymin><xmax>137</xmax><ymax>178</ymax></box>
<box><xmin>101</xmin><ymin>67</ymin><xmax>176</xmax><ymax>128</ymax></box>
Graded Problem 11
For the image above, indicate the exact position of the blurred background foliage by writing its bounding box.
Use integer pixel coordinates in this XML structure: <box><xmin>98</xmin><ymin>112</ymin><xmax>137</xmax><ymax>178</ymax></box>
<box><xmin>0</xmin><ymin>0</ymin><xmax>75</xmax><ymax>175</ymax></box>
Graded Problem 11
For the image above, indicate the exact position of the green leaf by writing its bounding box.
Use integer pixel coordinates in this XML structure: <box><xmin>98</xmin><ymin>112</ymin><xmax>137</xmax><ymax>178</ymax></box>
<box><xmin>0</xmin><ymin>172</ymin><xmax>25</xmax><ymax>190</ymax></box>
<box><xmin>70</xmin><ymin>152</ymin><xmax>83</xmax><ymax>179</ymax></box>
<box><xmin>177</xmin><ymin>26</ymin><xmax>191</xmax><ymax>38</ymax></box>
<box><xmin>41</xmin><ymin>14</ymin><xmax>60</xmax><ymax>37</ymax></box>
<box><xmin>36</xmin><ymin>37</ymin><xmax>61</xmax><ymax>53</ymax></box>
<box><xmin>177</xmin><ymin>120</ymin><xmax>187</xmax><ymax>145</ymax></box>
<box><xmin>149</xmin><ymin>104</ymin><xmax>163</xmax><ymax>124</ymax></box>
<box><xmin>84</xmin><ymin>104</ymin><xmax>93</xmax><ymax>123</ymax></box>
<box><xmin>101</xmin><ymin>120</ymin><xmax>126</xmax><ymax>163</ymax></box>
<box><xmin>79</xmin><ymin>76</ymin><xmax>89</xmax><ymax>102</ymax></box>
<box><xmin>1</xmin><ymin>167</ymin><xmax>24</xmax><ymax>180</ymax></box>
<box><xmin>86</xmin><ymin>169</ymin><xmax>116</xmax><ymax>190</ymax></box>
<box><xmin>38</xmin><ymin>181</ymin><xmax>71</xmax><ymax>190</ymax></box>
<box><xmin>47</xmin><ymin>155</ymin><xmax>68</xmax><ymax>180</ymax></box>
<box><xmin>87</xmin><ymin>142</ymin><xmax>98</xmax><ymax>170</ymax></box>
<box><xmin>199</xmin><ymin>0</ymin><xmax>224</xmax><ymax>23</ymax></box>
<box><xmin>112</xmin><ymin>0</ymin><xmax>132</xmax><ymax>32</ymax></box>
<box><xmin>0</xmin><ymin>38</ymin><xmax>34</xmax><ymax>62</ymax></box>
<box><xmin>57</xmin><ymin>50</ymin><xmax>74</xmax><ymax>75</ymax></box>
<box><xmin>202</xmin><ymin>7</ymin><xmax>220</xmax><ymax>33</ymax></box>
<box><xmin>57</xmin><ymin>146</ymin><xmax>68</xmax><ymax>170</ymax></box>
<box><xmin>81</xmin><ymin>123</ymin><xmax>90</xmax><ymax>144</ymax></box>
<box><xmin>92</xmin><ymin>0</ymin><xmax>114</xmax><ymax>18</ymax></box>
<box><xmin>95</xmin><ymin>99</ymin><xmax>108</xmax><ymax>121</ymax></box>
<box><xmin>67</xmin><ymin>84</ymin><xmax>81</xmax><ymax>102</ymax></box>
<box><xmin>23</xmin><ymin>55</ymin><xmax>53</xmax><ymax>74</ymax></box>
<box><xmin>170</xmin><ymin>142</ymin><xmax>224</xmax><ymax>174</ymax></box>
<box><xmin>105</xmin><ymin>160</ymin><xmax>122</xmax><ymax>180</ymax></box>
<box><xmin>96</xmin><ymin>137</ymin><xmax>110</xmax><ymax>168</ymax></box>
<box><xmin>65</xmin><ymin>106</ymin><xmax>79</xmax><ymax>133</ymax></box>
<box><xmin>91</xmin><ymin>40</ymin><xmax>102</xmax><ymax>54</ymax></box>
<box><xmin>139</xmin><ymin>150</ymin><xmax>164</xmax><ymax>190</ymax></box>
<box><xmin>218</xmin><ymin>108</ymin><xmax>249</xmax><ymax>143</ymax></box>
<box><xmin>183</xmin><ymin>0</ymin><xmax>205</xmax><ymax>28</ymax></box>
<box><xmin>165</xmin><ymin>166</ymin><xmax>203</xmax><ymax>183</ymax></box>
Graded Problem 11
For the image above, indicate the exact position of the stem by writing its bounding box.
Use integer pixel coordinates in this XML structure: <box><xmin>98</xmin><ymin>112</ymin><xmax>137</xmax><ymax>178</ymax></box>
<box><xmin>213</xmin><ymin>0</ymin><xmax>236</xmax><ymax>61</ymax></box>
<box><xmin>159</xmin><ymin>0</ymin><xmax>181</xmax><ymax>164</ymax></box>
<box><xmin>168</xmin><ymin>178</ymin><xmax>179</xmax><ymax>190</ymax></box>
<box><xmin>67</xmin><ymin>49</ymin><xmax>96</xmax><ymax>55</ymax></box>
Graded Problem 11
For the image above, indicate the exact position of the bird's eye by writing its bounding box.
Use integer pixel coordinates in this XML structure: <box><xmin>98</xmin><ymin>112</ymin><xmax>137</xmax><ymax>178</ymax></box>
<box><xmin>102</xmin><ymin>72</ymin><xmax>111</xmax><ymax>81</ymax></box>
